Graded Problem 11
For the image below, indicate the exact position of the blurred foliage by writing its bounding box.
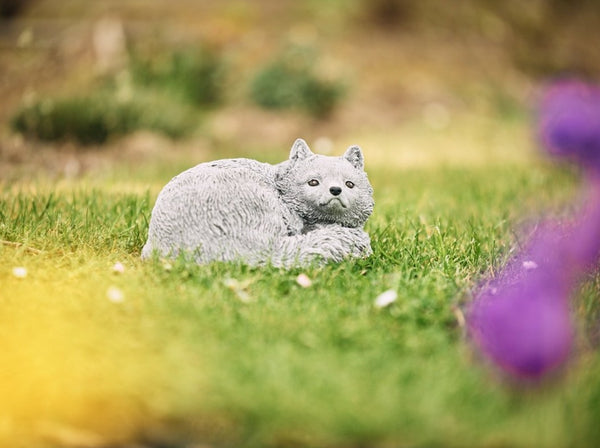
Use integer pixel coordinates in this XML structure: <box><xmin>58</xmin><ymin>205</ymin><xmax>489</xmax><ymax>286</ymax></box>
<box><xmin>355</xmin><ymin>0</ymin><xmax>600</xmax><ymax>78</ymax></box>
<box><xmin>10</xmin><ymin>46</ymin><xmax>228</xmax><ymax>145</ymax></box>
<box><xmin>130</xmin><ymin>47</ymin><xmax>226</xmax><ymax>107</ymax></box>
<box><xmin>11</xmin><ymin>89</ymin><xmax>196</xmax><ymax>145</ymax></box>
<box><xmin>359</xmin><ymin>0</ymin><xmax>416</xmax><ymax>28</ymax></box>
<box><xmin>487</xmin><ymin>0</ymin><xmax>600</xmax><ymax>77</ymax></box>
<box><xmin>7</xmin><ymin>0</ymin><xmax>599</xmax><ymax>145</ymax></box>
<box><xmin>250</xmin><ymin>46</ymin><xmax>345</xmax><ymax>118</ymax></box>
<box><xmin>9</xmin><ymin>41</ymin><xmax>349</xmax><ymax>144</ymax></box>
<box><xmin>0</xmin><ymin>0</ymin><xmax>29</xmax><ymax>18</ymax></box>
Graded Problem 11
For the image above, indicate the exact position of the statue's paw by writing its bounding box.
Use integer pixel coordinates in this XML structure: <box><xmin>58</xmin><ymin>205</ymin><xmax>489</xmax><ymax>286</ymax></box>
<box><xmin>335</xmin><ymin>227</ymin><xmax>370</xmax><ymax>257</ymax></box>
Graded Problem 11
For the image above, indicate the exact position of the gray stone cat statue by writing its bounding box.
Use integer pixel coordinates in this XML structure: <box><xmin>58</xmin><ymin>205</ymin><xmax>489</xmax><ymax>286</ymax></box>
<box><xmin>142</xmin><ymin>139</ymin><xmax>374</xmax><ymax>267</ymax></box>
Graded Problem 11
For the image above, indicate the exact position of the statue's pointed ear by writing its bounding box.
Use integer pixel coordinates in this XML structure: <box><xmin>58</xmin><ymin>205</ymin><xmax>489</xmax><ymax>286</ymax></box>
<box><xmin>289</xmin><ymin>138</ymin><xmax>313</xmax><ymax>162</ymax></box>
<box><xmin>343</xmin><ymin>145</ymin><xmax>364</xmax><ymax>170</ymax></box>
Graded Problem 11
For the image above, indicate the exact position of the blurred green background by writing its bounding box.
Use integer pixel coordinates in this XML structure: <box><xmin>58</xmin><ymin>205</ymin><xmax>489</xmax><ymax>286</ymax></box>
<box><xmin>1</xmin><ymin>0</ymin><xmax>599</xmax><ymax>178</ymax></box>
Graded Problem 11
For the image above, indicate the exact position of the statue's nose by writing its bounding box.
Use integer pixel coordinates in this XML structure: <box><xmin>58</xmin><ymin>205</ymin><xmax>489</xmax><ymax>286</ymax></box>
<box><xmin>329</xmin><ymin>186</ymin><xmax>342</xmax><ymax>196</ymax></box>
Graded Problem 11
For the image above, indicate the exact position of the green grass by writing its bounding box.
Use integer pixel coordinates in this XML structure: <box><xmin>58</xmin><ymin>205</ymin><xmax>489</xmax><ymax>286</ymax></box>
<box><xmin>1</xmin><ymin>162</ymin><xmax>599</xmax><ymax>448</ymax></box>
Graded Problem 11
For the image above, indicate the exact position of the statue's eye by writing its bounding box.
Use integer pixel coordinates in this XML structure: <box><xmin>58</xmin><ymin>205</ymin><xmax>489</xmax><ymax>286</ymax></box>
<box><xmin>308</xmin><ymin>179</ymin><xmax>319</xmax><ymax>187</ymax></box>
<box><xmin>345</xmin><ymin>181</ymin><xmax>355</xmax><ymax>189</ymax></box>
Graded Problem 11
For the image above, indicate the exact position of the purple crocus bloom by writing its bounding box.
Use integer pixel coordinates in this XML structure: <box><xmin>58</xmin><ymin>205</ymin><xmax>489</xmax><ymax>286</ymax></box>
<box><xmin>468</xmin><ymin>224</ymin><xmax>575</xmax><ymax>380</ymax></box>
<box><xmin>468</xmin><ymin>284</ymin><xmax>573</xmax><ymax>379</ymax></box>
<box><xmin>538</xmin><ymin>79</ymin><xmax>600</xmax><ymax>172</ymax></box>
<box><xmin>468</xmin><ymin>189</ymin><xmax>600</xmax><ymax>380</ymax></box>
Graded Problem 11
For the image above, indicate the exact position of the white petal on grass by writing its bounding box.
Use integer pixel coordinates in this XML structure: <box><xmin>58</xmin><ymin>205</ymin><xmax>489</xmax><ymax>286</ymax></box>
<box><xmin>235</xmin><ymin>290</ymin><xmax>252</xmax><ymax>303</ymax></box>
<box><xmin>12</xmin><ymin>267</ymin><xmax>28</xmax><ymax>278</ymax></box>
<box><xmin>296</xmin><ymin>273</ymin><xmax>312</xmax><ymax>288</ymax></box>
<box><xmin>374</xmin><ymin>289</ymin><xmax>398</xmax><ymax>308</ymax></box>
<box><xmin>522</xmin><ymin>260</ymin><xmax>538</xmax><ymax>270</ymax></box>
<box><xmin>106</xmin><ymin>286</ymin><xmax>124</xmax><ymax>303</ymax></box>
<box><xmin>223</xmin><ymin>278</ymin><xmax>238</xmax><ymax>289</ymax></box>
<box><xmin>223</xmin><ymin>278</ymin><xmax>253</xmax><ymax>303</ymax></box>
<box><xmin>112</xmin><ymin>262</ymin><xmax>125</xmax><ymax>273</ymax></box>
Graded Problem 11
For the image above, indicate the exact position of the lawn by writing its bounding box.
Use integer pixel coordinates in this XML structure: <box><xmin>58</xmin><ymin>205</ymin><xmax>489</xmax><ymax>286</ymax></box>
<box><xmin>2</xmin><ymin>129</ymin><xmax>600</xmax><ymax>448</ymax></box>
<box><xmin>2</xmin><ymin>0</ymin><xmax>600</xmax><ymax>445</ymax></box>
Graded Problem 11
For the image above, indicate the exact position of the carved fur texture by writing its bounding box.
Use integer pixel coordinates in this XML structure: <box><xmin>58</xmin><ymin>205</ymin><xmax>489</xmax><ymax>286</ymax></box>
<box><xmin>142</xmin><ymin>139</ymin><xmax>374</xmax><ymax>267</ymax></box>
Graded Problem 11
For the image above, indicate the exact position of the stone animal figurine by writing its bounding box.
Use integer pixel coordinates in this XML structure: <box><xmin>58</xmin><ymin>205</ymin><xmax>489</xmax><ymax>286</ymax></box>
<box><xmin>142</xmin><ymin>139</ymin><xmax>374</xmax><ymax>267</ymax></box>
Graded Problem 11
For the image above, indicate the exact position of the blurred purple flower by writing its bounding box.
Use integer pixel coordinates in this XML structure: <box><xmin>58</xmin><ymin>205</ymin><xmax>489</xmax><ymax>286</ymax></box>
<box><xmin>468</xmin><ymin>224</ymin><xmax>575</xmax><ymax>380</ymax></box>
<box><xmin>469</xmin><ymin>282</ymin><xmax>573</xmax><ymax>379</ymax></box>
<box><xmin>538</xmin><ymin>79</ymin><xmax>600</xmax><ymax>172</ymax></box>
<box><xmin>468</xmin><ymin>185</ymin><xmax>600</xmax><ymax>380</ymax></box>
